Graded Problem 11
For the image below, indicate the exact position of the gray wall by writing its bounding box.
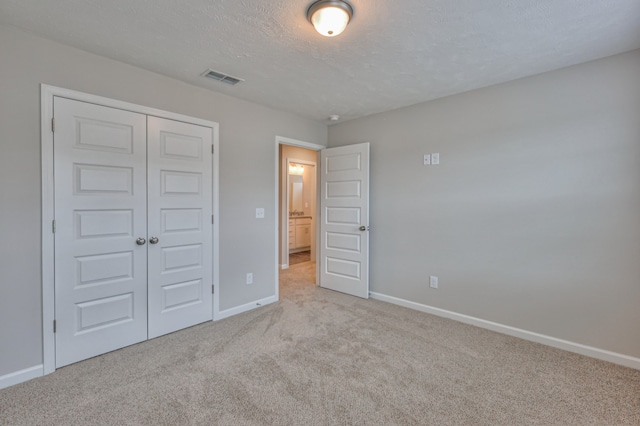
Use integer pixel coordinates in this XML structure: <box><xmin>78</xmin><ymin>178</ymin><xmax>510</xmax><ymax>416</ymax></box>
<box><xmin>329</xmin><ymin>50</ymin><xmax>640</xmax><ymax>359</ymax></box>
<box><xmin>0</xmin><ymin>25</ymin><xmax>326</xmax><ymax>376</ymax></box>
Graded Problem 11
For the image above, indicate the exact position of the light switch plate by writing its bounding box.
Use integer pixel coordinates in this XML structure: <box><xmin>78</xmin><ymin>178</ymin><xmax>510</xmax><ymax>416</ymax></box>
<box><xmin>431</xmin><ymin>153</ymin><xmax>440</xmax><ymax>165</ymax></box>
<box><xmin>430</xmin><ymin>276</ymin><xmax>438</xmax><ymax>289</ymax></box>
<box><xmin>423</xmin><ymin>154</ymin><xmax>431</xmax><ymax>165</ymax></box>
<box><xmin>256</xmin><ymin>208</ymin><xmax>265</xmax><ymax>219</ymax></box>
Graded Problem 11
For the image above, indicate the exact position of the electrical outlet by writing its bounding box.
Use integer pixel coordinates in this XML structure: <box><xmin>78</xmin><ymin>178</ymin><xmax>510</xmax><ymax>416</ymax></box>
<box><xmin>429</xmin><ymin>275</ymin><xmax>438</xmax><ymax>289</ymax></box>
<box><xmin>246</xmin><ymin>273</ymin><xmax>253</xmax><ymax>285</ymax></box>
<box><xmin>431</xmin><ymin>153</ymin><xmax>440</xmax><ymax>165</ymax></box>
<box><xmin>423</xmin><ymin>154</ymin><xmax>431</xmax><ymax>165</ymax></box>
<box><xmin>255</xmin><ymin>208</ymin><xmax>265</xmax><ymax>219</ymax></box>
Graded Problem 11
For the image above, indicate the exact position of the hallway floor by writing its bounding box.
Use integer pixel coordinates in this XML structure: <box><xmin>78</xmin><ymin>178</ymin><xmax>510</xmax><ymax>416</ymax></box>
<box><xmin>288</xmin><ymin>250</ymin><xmax>311</xmax><ymax>266</ymax></box>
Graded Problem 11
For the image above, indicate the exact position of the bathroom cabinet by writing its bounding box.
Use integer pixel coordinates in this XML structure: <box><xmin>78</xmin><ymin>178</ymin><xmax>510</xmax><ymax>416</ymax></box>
<box><xmin>289</xmin><ymin>217</ymin><xmax>311</xmax><ymax>252</ymax></box>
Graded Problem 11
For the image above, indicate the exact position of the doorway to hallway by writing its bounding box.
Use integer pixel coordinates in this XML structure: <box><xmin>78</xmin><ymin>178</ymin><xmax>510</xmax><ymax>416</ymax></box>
<box><xmin>282</xmin><ymin>155</ymin><xmax>317</xmax><ymax>269</ymax></box>
<box><xmin>276</xmin><ymin>137</ymin><xmax>322</xmax><ymax>295</ymax></box>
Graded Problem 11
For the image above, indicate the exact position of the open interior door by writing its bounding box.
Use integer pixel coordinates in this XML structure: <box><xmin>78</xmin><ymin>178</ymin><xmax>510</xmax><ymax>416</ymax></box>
<box><xmin>319</xmin><ymin>142</ymin><xmax>370</xmax><ymax>298</ymax></box>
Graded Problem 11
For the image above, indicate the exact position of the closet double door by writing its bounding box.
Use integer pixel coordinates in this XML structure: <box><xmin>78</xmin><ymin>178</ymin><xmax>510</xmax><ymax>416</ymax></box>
<box><xmin>53</xmin><ymin>97</ymin><xmax>213</xmax><ymax>367</ymax></box>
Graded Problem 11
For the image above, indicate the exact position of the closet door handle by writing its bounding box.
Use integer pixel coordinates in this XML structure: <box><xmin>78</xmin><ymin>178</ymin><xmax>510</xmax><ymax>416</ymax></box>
<box><xmin>136</xmin><ymin>237</ymin><xmax>147</xmax><ymax>245</ymax></box>
<box><xmin>149</xmin><ymin>237</ymin><xmax>159</xmax><ymax>244</ymax></box>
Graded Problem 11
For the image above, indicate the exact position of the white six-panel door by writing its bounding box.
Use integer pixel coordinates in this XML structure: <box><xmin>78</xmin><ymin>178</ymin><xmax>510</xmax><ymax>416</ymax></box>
<box><xmin>54</xmin><ymin>97</ymin><xmax>148</xmax><ymax>367</ymax></box>
<box><xmin>147</xmin><ymin>116</ymin><xmax>213</xmax><ymax>338</ymax></box>
<box><xmin>54</xmin><ymin>97</ymin><xmax>214</xmax><ymax>367</ymax></box>
<box><xmin>320</xmin><ymin>143</ymin><xmax>370</xmax><ymax>298</ymax></box>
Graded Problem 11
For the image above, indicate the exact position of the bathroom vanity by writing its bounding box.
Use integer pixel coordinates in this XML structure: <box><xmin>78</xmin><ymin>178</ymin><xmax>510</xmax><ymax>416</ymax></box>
<box><xmin>289</xmin><ymin>216</ymin><xmax>312</xmax><ymax>252</ymax></box>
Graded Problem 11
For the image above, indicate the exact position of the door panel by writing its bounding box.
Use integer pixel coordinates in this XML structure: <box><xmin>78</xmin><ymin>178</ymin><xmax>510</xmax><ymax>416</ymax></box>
<box><xmin>147</xmin><ymin>116</ymin><xmax>213</xmax><ymax>338</ymax></box>
<box><xmin>320</xmin><ymin>143</ymin><xmax>370</xmax><ymax>298</ymax></box>
<box><xmin>54</xmin><ymin>97</ymin><xmax>148</xmax><ymax>367</ymax></box>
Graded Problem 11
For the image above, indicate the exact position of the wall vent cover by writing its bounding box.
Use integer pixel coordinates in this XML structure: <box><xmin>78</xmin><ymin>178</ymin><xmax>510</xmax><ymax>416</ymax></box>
<box><xmin>201</xmin><ymin>69</ymin><xmax>244</xmax><ymax>85</ymax></box>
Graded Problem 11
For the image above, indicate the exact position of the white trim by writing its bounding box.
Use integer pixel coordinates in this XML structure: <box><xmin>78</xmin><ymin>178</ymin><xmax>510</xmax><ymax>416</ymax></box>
<box><xmin>0</xmin><ymin>365</ymin><xmax>43</xmax><ymax>390</ymax></box>
<box><xmin>41</xmin><ymin>85</ymin><xmax>56</xmax><ymax>375</ymax></box>
<box><xmin>41</xmin><ymin>84</ymin><xmax>220</xmax><ymax>372</ymax></box>
<box><xmin>274</xmin><ymin>136</ymin><xmax>325</xmax><ymax>302</ymax></box>
<box><xmin>280</xmin><ymin>263</ymin><xmax>289</xmax><ymax>270</ymax></box>
<box><xmin>217</xmin><ymin>295</ymin><xmax>278</xmax><ymax>320</ymax></box>
<box><xmin>212</xmin><ymin>124</ymin><xmax>221</xmax><ymax>321</ymax></box>
<box><xmin>369</xmin><ymin>291</ymin><xmax>640</xmax><ymax>370</ymax></box>
<box><xmin>42</xmin><ymin>85</ymin><xmax>218</xmax><ymax>128</ymax></box>
<box><xmin>276</xmin><ymin>136</ymin><xmax>325</xmax><ymax>151</ymax></box>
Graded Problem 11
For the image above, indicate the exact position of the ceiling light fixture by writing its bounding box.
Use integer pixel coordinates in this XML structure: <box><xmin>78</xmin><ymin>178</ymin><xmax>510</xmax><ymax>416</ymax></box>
<box><xmin>307</xmin><ymin>0</ymin><xmax>353</xmax><ymax>37</ymax></box>
<box><xmin>289</xmin><ymin>163</ymin><xmax>305</xmax><ymax>175</ymax></box>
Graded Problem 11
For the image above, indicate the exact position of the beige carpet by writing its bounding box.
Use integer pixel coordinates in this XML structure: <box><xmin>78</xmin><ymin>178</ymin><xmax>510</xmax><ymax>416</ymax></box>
<box><xmin>1</xmin><ymin>262</ymin><xmax>639</xmax><ymax>425</ymax></box>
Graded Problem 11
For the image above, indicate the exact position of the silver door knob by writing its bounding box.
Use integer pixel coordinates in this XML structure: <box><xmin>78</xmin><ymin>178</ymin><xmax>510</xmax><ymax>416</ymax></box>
<box><xmin>359</xmin><ymin>226</ymin><xmax>367</xmax><ymax>231</ymax></box>
<box><xmin>136</xmin><ymin>237</ymin><xmax>146</xmax><ymax>245</ymax></box>
<box><xmin>149</xmin><ymin>237</ymin><xmax>159</xmax><ymax>244</ymax></box>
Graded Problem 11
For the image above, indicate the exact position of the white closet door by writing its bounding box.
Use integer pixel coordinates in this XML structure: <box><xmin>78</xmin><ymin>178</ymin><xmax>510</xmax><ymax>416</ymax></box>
<box><xmin>54</xmin><ymin>97</ymin><xmax>148</xmax><ymax>367</ymax></box>
<box><xmin>147</xmin><ymin>116</ymin><xmax>213</xmax><ymax>338</ymax></box>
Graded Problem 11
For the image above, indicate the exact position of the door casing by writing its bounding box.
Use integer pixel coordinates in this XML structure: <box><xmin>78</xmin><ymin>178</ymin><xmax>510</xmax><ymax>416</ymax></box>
<box><xmin>41</xmin><ymin>85</ymin><xmax>220</xmax><ymax>375</ymax></box>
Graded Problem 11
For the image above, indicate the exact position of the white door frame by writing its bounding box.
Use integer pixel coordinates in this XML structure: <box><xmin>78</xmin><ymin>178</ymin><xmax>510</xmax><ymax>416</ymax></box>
<box><xmin>274</xmin><ymin>136</ymin><xmax>324</xmax><ymax>301</ymax></box>
<box><xmin>285</xmin><ymin>157</ymin><xmax>316</xmax><ymax>262</ymax></box>
<box><xmin>41</xmin><ymin>85</ymin><xmax>220</xmax><ymax>375</ymax></box>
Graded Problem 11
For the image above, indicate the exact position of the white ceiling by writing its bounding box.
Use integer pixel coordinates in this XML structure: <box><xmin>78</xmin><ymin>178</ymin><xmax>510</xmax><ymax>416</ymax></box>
<box><xmin>1</xmin><ymin>0</ymin><xmax>639</xmax><ymax>123</ymax></box>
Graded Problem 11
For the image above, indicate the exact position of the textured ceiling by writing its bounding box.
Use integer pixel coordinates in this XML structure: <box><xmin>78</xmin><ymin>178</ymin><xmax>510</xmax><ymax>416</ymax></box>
<box><xmin>1</xmin><ymin>0</ymin><xmax>639</xmax><ymax>123</ymax></box>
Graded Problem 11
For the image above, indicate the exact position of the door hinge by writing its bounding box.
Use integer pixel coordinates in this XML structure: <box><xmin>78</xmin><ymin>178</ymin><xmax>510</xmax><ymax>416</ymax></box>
<box><xmin>211</xmin><ymin>144</ymin><xmax>214</xmax><ymax>154</ymax></box>
<box><xmin>211</xmin><ymin>214</ymin><xmax>214</xmax><ymax>224</ymax></box>
<box><xmin>52</xmin><ymin>220</ymin><xmax>56</xmax><ymax>233</ymax></box>
<box><xmin>51</xmin><ymin>118</ymin><xmax>55</xmax><ymax>132</ymax></box>
<box><xmin>53</xmin><ymin>320</ymin><xmax>57</xmax><ymax>333</ymax></box>
<box><xmin>212</xmin><ymin>284</ymin><xmax>215</xmax><ymax>294</ymax></box>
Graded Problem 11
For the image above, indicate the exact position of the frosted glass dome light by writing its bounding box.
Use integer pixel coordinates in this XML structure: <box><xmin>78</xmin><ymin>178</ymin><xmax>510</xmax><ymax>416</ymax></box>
<box><xmin>307</xmin><ymin>0</ymin><xmax>353</xmax><ymax>37</ymax></box>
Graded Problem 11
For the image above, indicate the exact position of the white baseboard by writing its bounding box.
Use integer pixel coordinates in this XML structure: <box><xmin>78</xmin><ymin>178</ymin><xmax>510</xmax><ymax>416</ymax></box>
<box><xmin>216</xmin><ymin>295</ymin><xmax>278</xmax><ymax>320</ymax></box>
<box><xmin>281</xmin><ymin>264</ymin><xmax>289</xmax><ymax>270</ymax></box>
<box><xmin>0</xmin><ymin>364</ymin><xmax>43</xmax><ymax>390</ymax></box>
<box><xmin>369</xmin><ymin>291</ymin><xmax>640</xmax><ymax>370</ymax></box>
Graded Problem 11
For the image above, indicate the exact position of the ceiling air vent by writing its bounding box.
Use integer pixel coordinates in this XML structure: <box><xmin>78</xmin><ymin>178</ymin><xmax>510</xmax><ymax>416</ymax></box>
<box><xmin>201</xmin><ymin>69</ymin><xmax>244</xmax><ymax>86</ymax></box>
